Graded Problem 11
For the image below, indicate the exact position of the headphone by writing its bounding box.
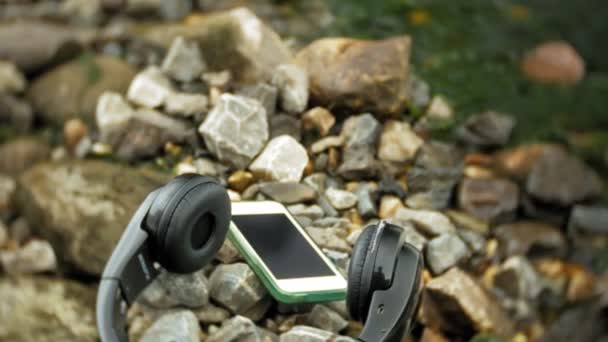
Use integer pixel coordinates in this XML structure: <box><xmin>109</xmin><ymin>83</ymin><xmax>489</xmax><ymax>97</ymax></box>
<box><xmin>96</xmin><ymin>174</ymin><xmax>422</xmax><ymax>342</ymax></box>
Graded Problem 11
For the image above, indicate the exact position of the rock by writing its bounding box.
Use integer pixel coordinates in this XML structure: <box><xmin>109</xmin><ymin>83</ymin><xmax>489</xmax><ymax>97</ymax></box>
<box><xmin>164</xmin><ymin>92</ymin><xmax>208</xmax><ymax>117</ymax></box>
<box><xmin>0</xmin><ymin>174</ymin><xmax>16</xmax><ymax>221</ymax></box>
<box><xmin>521</xmin><ymin>41</ymin><xmax>585</xmax><ymax>85</ymax></box>
<box><xmin>141</xmin><ymin>269</ymin><xmax>209</xmax><ymax>309</ymax></box>
<box><xmin>457</xmin><ymin>177</ymin><xmax>519</xmax><ymax>221</ymax></box>
<box><xmin>425</xmin><ymin>268</ymin><xmax>514</xmax><ymax>335</ymax></box>
<box><xmin>379</xmin><ymin>196</ymin><xmax>404</xmax><ymax>219</ymax></box>
<box><xmin>0</xmin><ymin>60</ymin><xmax>26</xmax><ymax>93</ymax></box>
<box><xmin>295</xmin><ymin>36</ymin><xmax>411</xmax><ymax>115</ymax></box>
<box><xmin>406</xmin><ymin>167</ymin><xmax>461</xmax><ymax>210</ymax></box>
<box><xmin>568</xmin><ymin>205</ymin><xmax>608</xmax><ymax>235</ymax></box>
<box><xmin>28</xmin><ymin>55</ymin><xmax>136</xmax><ymax>126</ymax></box>
<box><xmin>338</xmin><ymin>114</ymin><xmax>381</xmax><ymax>179</ymax></box>
<box><xmin>378</xmin><ymin>120</ymin><xmax>424</xmax><ymax>162</ymax></box>
<box><xmin>306</xmin><ymin>305</ymin><xmax>348</xmax><ymax>333</ymax></box>
<box><xmin>237</xmin><ymin>83</ymin><xmax>278</xmax><ymax>117</ymax></box>
<box><xmin>526</xmin><ymin>146</ymin><xmax>602</xmax><ymax>206</ymax></box>
<box><xmin>216</xmin><ymin>239</ymin><xmax>242</xmax><ymax>264</ymax></box>
<box><xmin>207</xmin><ymin>315</ymin><xmax>272</xmax><ymax>342</ymax></box>
<box><xmin>323</xmin><ymin>249</ymin><xmax>349</xmax><ymax>271</ymax></box>
<box><xmin>280</xmin><ymin>325</ymin><xmax>339</xmax><ymax>342</ymax></box>
<box><xmin>407</xmin><ymin>74</ymin><xmax>431</xmax><ymax>110</ymax></box>
<box><xmin>414</xmin><ymin>95</ymin><xmax>454</xmax><ymax>134</ymax></box>
<box><xmin>416</xmin><ymin>141</ymin><xmax>463</xmax><ymax>170</ymax></box>
<box><xmin>310</xmin><ymin>136</ymin><xmax>344</xmax><ymax>155</ymax></box>
<box><xmin>250</xmin><ymin>135</ymin><xmax>309</xmax><ymax>182</ymax></box>
<box><xmin>420</xmin><ymin>328</ymin><xmax>449</xmax><ymax>342</ymax></box>
<box><xmin>60</xmin><ymin>0</ymin><xmax>103</xmax><ymax>26</ymax></box>
<box><xmin>270</xmin><ymin>114</ymin><xmax>302</xmax><ymax>140</ymax></box>
<box><xmin>16</xmin><ymin>160</ymin><xmax>167</xmax><ymax>274</ymax></box>
<box><xmin>0</xmin><ymin>239</ymin><xmax>57</xmax><ymax>274</ymax></box>
<box><xmin>494</xmin><ymin>143</ymin><xmax>549</xmax><ymax>180</ymax></box>
<box><xmin>259</xmin><ymin>182</ymin><xmax>316</xmax><ymax>204</ymax></box>
<box><xmin>63</xmin><ymin>118</ymin><xmax>89</xmax><ymax>153</ymax></box>
<box><xmin>7</xmin><ymin>217</ymin><xmax>30</xmax><ymax>245</ymax></box>
<box><xmin>425</xmin><ymin>233</ymin><xmax>470</xmax><ymax>275</ymax></box>
<box><xmin>303</xmin><ymin>173</ymin><xmax>327</xmax><ymax>193</ymax></box>
<box><xmin>0</xmin><ymin>137</ymin><xmax>51</xmax><ymax>176</ymax></box>
<box><xmin>271</xmin><ymin>64</ymin><xmax>309</xmax><ymax>114</ymax></box>
<box><xmin>139</xmin><ymin>8</ymin><xmax>292</xmax><ymax>83</ymax></box>
<box><xmin>287</xmin><ymin>204</ymin><xmax>325</xmax><ymax>220</ymax></box>
<box><xmin>209</xmin><ymin>263</ymin><xmax>269</xmax><ymax>316</ymax></box>
<box><xmin>0</xmin><ymin>21</ymin><xmax>85</xmax><ymax>73</ymax></box>
<box><xmin>493</xmin><ymin>256</ymin><xmax>543</xmax><ymax>300</ymax></box>
<box><xmin>393</xmin><ymin>208</ymin><xmax>456</xmax><ymax>236</ymax></box>
<box><xmin>305</xmin><ymin>227</ymin><xmax>351</xmax><ymax>252</ymax></box>
<box><xmin>140</xmin><ymin>310</ymin><xmax>199</xmax><ymax>342</ymax></box>
<box><xmin>199</xmin><ymin>94</ymin><xmax>269</xmax><ymax>169</ymax></box>
<box><xmin>325</xmin><ymin>188</ymin><xmax>358</xmax><ymax>210</ymax></box>
<box><xmin>445</xmin><ymin>210</ymin><xmax>490</xmax><ymax>235</ymax></box>
<box><xmin>0</xmin><ymin>276</ymin><xmax>97</xmax><ymax>341</ymax></box>
<box><xmin>159</xmin><ymin>0</ymin><xmax>193</xmax><ymax>21</ymax></box>
<box><xmin>95</xmin><ymin>91</ymin><xmax>135</xmax><ymax>145</ymax></box>
<box><xmin>302</xmin><ymin>107</ymin><xmax>335</xmax><ymax>137</ymax></box>
<box><xmin>195</xmin><ymin>303</ymin><xmax>231</xmax><ymax>324</ymax></box>
<box><xmin>127</xmin><ymin>66</ymin><xmax>174</xmax><ymax>108</ymax></box>
<box><xmin>494</xmin><ymin>221</ymin><xmax>567</xmax><ymax>258</ymax></box>
<box><xmin>0</xmin><ymin>93</ymin><xmax>33</xmax><ymax>132</ymax></box>
<box><xmin>456</xmin><ymin>111</ymin><xmax>515</xmax><ymax>148</ymax></box>
<box><xmin>540</xmin><ymin>303</ymin><xmax>605</xmax><ymax>342</ymax></box>
<box><xmin>456</xmin><ymin>229</ymin><xmax>486</xmax><ymax>254</ymax></box>
<box><xmin>355</xmin><ymin>184</ymin><xmax>377</xmax><ymax>219</ymax></box>
<box><xmin>161</xmin><ymin>36</ymin><xmax>206</xmax><ymax>82</ymax></box>
<box><xmin>228</xmin><ymin>170</ymin><xmax>255</xmax><ymax>193</ymax></box>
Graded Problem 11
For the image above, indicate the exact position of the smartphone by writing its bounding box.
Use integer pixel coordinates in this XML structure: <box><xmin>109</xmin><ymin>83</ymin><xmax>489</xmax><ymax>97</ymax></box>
<box><xmin>229</xmin><ymin>201</ymin><xmax>347</xmax><ymax>304</ymax></box>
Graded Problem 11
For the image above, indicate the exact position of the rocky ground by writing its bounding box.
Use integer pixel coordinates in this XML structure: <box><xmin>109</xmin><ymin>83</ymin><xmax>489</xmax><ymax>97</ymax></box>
<box><xmin>0</xmin><ymin>1</ymin><xmax>607</xmax><ymax>342</ymax></box>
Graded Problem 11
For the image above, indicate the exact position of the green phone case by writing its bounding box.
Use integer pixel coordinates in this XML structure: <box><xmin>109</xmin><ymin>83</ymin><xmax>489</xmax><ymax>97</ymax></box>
<box><xmin>227</xmin><ymin>223</ymin><xmax>346</xmax><ymax>304</ymax></box>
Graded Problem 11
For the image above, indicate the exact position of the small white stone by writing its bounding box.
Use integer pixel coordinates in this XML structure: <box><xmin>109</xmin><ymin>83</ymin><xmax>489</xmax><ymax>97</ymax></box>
<box><xmin>249</xmin><ymin>135</ymin><xmax>308</xmax><ymax>182</ymax></box>
<box><xmin>127</xmin><ymin>66</ymin><xmax>174</xmax><ymax>108</ymax></box>
<box><xmin>164</xmin><ymin>92</ymin><xmax>208</xmax><ymax>117</ymax></box>
<box><xmin>0</xmin><ymin>60</ymin><xmax>26</xmax><ymax>93</ymax></box>
<box><xmin>310</xmin><ymin>136</ymin><xmax>344</xmax><ymax>154</ymax></box>
<box><xmin>95</xmin><ymin>91</ymin><xmax>134</xmax><ymax>145</ymax></box>
<box><xmin>325</xmin><ymin>188</ymin><xmax>358</xmax><ymax>210</ymax></box>
<box><xmin>0</xmin><ymin>239</ymin><xmax>57</xmax><ymax>275</ymax></box>
<box><xmin>426</xmin><ymin>95</ymin><xmax>453</xmax><ymax>120</ymax></box>
<box><xmin>378</xmin><ymin>120</ymin><xmax>424</xmax><ymax>162</ymax></box>
<box><xmin>161</xmin><ymin>36</ymin><xmax>206</xmax><ymax>82</ymax></box>
<box><xmin>271</xmin><ymin>64</ymin><xmax>309</xmax><ymax>114</ymax></box>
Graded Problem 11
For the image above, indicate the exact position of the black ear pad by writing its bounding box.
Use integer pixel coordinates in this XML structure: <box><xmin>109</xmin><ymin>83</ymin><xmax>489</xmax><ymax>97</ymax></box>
<box><xmin>347</xmin><ymin>225</ymin><xmax>377</xmax><ymax>321</ymax></box>
<box><xmin>144</xmin><ymin>174</ymin><xmax>231</xmax><ymax>273</ymax></box>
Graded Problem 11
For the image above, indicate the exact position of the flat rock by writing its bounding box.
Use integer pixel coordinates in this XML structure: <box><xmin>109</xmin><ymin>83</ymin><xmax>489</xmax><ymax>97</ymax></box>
<box><xmin>494</xmin><ymin>221</ymin><xmax>567</xmax><ymax>258</ymax></box>
<box><xmin>140</xmin><ymin>310</ymin><xmax>199</xmax><ymax>342</ymax></box>
<box><xmin>250</xmin><ymin>135</ymin><xmax>309</xmax><ymax>182</ymax></box>
<box><xmin>0</xmin><ymin>239</ymin><xmax>57</xmax><ymax>275</ymax></box>
<box><xmin>209</xmin><ymin>262</ymin><xmax>269</xmax><ymax>316</ymax></box>
<box><xmin>456</xmin><ymin>111</ymin><xmax>515</xmax><ymax>147</ymax></box>
<box><xmin>568</xmin><ymin>205</ymin><xmax>608</xmax><ymax>235</ymax></box>
<box><xmin>0</xmin><ymin>276</ymin><xmax>97</xmax><ymax>341</ymax></box>
<box><xmin>521</xmin><ymin>40</ymin><xmax>585</xmax><ymax>85</ymax></box>
<box><xmin>393</xmin><ymin>208</ymin><xmax>456</xmax><ymax>236</ymax></box>
<box><xmin>16</xmin><ymin>160</ymin><xmax>167</xmax><ymax>275</ymax></box>
<box><xmin>271</xmin><ymin>63</ymin><xmax>309</xmax><ymax>114</ymax></box>
<box><xmin>140</xmin><ymin>269</ymin><xmax>209</xmax><ymax>309</ymax></box>
<box><xmin>161</xmin><ymin>36</ymin><xmax>206</xmax><ymax>82</ymax></box>
<box><xmin>0</xmin><ymin>136</ymin><xmax>51</xmax><ymax>176</ymax></box>
<box><xmin>127</xmin><ymin>65</ymin><xmax>174</xmax><ymax>108</ymax></box>
<box><xmin>296</xmin><ymin>36</ymin><xmax>411</xmax><ymax>115</ymax></box>
<box><xmin>458</xmin><ymin>177</ymin><xmax>519</xmax><ymax>221</ymax></box>
<box><xmin>526</xmin><ymin>146</ymin><xmax>602</xmax><ymax>206</ymax></box>
<box><xmin>425</xmin><ymin>268</ymin><xmax>514</xmax><ymax>336</ymax></box>
<box><xmin>164</xmin><ymin>92</ymin><xmax>208</xmax><ymax>117</ymax></box>
<box><xmin>259</xmin><ymin>182</ymin><xmax>316</xmax><ymax>204</ymax></box>
<box><xmin>199</xmin><ymin>94</ymin><xmax>269</xmax><ymax>169</ymax></box>
<box><xmin>378</xmin><ymin>120</ymin><xmax>424</xmax><ymax>162</ymax></box>
<box><xmin>28</xmin><ymin>55</ymin><xmax>136</xmax><ymax>126</ymax></box>
<box><xmin>425</xmin><ymin>233</ymin><xmax>470</xmax><ymax>275</ymax></box>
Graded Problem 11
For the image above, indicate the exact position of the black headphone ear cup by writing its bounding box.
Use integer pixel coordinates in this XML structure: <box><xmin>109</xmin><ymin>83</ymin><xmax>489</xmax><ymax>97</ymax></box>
<box><xmin>145</xmin><ymin>174</ymin><xmax>231</xmax><ymax>273</ymax></box>
<box><xmin>347</xmin><ymin>225</ymin><xmax>376</xmax><ymax>321</ymax></box>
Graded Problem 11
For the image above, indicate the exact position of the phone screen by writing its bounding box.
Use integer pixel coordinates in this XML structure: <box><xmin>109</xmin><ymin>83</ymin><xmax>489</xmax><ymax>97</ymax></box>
<box><xmin>232</xmin><ymin>214</ymin><xmax>336</xmax><ymax>279</ymax></box>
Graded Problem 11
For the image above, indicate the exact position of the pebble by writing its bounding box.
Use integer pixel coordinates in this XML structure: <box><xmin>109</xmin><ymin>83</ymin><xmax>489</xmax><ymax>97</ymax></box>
<box><xmin>287</xmin><ymin>204</ymin><xmax>325</xmax><ymax>220</ymax></box>
<box><xmin>355</xmin><ymin>183</ymin><xmax>377</xmax><ymax>219</ymax></box>
<box><xmin>140</xmin><ymin>310</ymin><xmax>199</xmax><ymax>342</ymax></box>
<box><xmin>228</xmin><ymin>170</ymin><xmax>255</xmax><ymax>193</ymax></box>
<box><xmin>303</xmin><ymin>173</ymin><xmax>327</xmax><ymax>193</ymax></box>
<box><xmin>425</xmin><ymin>233</ymin><xmax>471</xmax><ymax>275</ymax></box>
<box><xmin>209</xmin><ymin>263</ymin><xmax>269</xmax><ymax>315</ymax></box>
<box><xmin>60</xmin><ymin>0</ymin><xmax>103</xmax><ymax>26</ymax></box>
<box><xmin>141</xmin><ymin>269</ymin><xmax>209</xmax><ymax>309</ymax></box>
<box><xmin>305</xmin><ymin>227</ymin><xmax>351</xmax><ymax>252</ymax></box>
<box><xmin>325</xmin><ymin>188</ymin><xmax>358</xmax><ymax>210</ymax></box>
<box><xmin>568</xmin><ymin>205</ymin><xmax>608</xmax><ymax>235</ymax></box>
<box><xmin>206</xmin><ymin>315</ymin><xmax>266</xmax><ymax>342</ymax></box>
<box><xmin>302</xmin><ymin>107</ymin><xmax>335</xmax><ymax>137</ymax></box>
<box><xmin>494</xmin><ymin>143</ymin><xmax>548</xmax><ymax>180</ymax></box>
<box><xmin>393</xmin><ymin>208</ymin><xmax>456</xmax><ymax>236</ymax></box>
<box><xmin>0</xmin><ymin>93</ymin><xmax>33</xmax><ymax>132</ymax></box>
<box><xmin>63</xmin><ymin>118</ymin><xmax>88</xmax><ymax>153</ymax></box>
<box><xmin>95</xmin><ymin>91</ymin><xmax>135</xmax><ymax>146</ymax></box>
<box><xmin>445</xmin><ymin>210</ymin><xmax>490</xmax><ymax>235</ymax></box>
<box><xmin>161</xmin><ymin>36</ymin><xmax>206</xmax><ymax>82</ymax></box>
<box><xmin>215</xmin><ymin>239</ymin><xmax>242</xmax><ymax>264</ymax></box>
<box><xmin>456</xmin><ymin>111</ymin><xmax>515</xmax><ymax>147</ymax></box>
<box><xmin>272</xmin><ymin>63</ymin><xmax>309</xmax><ymax>114</ymax></box>
<box><xmin>457</xmin><ymin>177</ymin><xmax>519</xmax><ymax>221</ymax></box>
<box><xmin>280</xmin><ymin>325</ymin><xmax>339</xmax><ymax>342</ymax></box>
<box><xmin>127</xmin><ymin>66</ymin><xmax>174</xmax><ymax>108</ymax></box>
<box><xmin>237</xmin><ymin>83</ymin><xmax>278</xmax><ymax>116</ymax></box>
<box><xmin>195</xmin><ymin>303</ymin><xmax>231</xmax><ymax>324</ymax></box>
<box><xmin>378</xmin><ymin>120</ymin><xmax>424</xmax><ymax>162</ymax></box>
<box><xmin>0</xmin><ymin>174</ymin><xmax>16</xmax><ymax>221</ymax></box>
<box><xmin>493</xmin><ymin>256</ymin><xmax>544</xmax><ymax>300</ymax></box>
<box><xmin>199</xmin><ymin>94</ymin><xmax>269</xmax><ymax>169</ymax></box>
<box><xmin>406</xmin><ymin>168</ymin><xmax>461</xmax><ymax>210</ymax></box>
<box><xmin>0</xmin><ymin>60</ymin><xmax>26</xmax><ymax>93</ymax></box>
<box><xmin>338</xmin><ymin>114</ymin><xmax>381</xmax><ymax>179</ymax></box>
<box><xmin>250</xmin><ymin>135</ymin><xmax>309</xmax><ymax>183</ymax></box>
<box><xmin>270</xmin><ymin>114</ymin><xmax>302</xmax><ymax>140</ymax></box>
<box><xmin>378</xmin><ymin>195</ymin><xmax>405</xmax><ymax>219</ymax></box>
<box><xmin>310</xmin><ymin>136</ymin><xmax>344</xmax><ymax>154</ymax></box>
<box><xmin>164</xmin><ymin>92</ymin><xmax>208</xmax><ymax>117</ymax></box>
<box><xmin>259</xmin><ymin>182</ymin><xmax>316</xmax><ymax>204</ymax></box>
<box><xmin>494</xmin><ymin>221</ymin><xmax>567</xmax><ymax>258</ymax></box>
<box><xmin>0</xmin><ymin>239</ymin><xmax>57</xmax><ymax>274</ymax></box>
<box><xmin>159</xmin><ymin>0</ymin><xmax>192</xmax><ymax>21</ymax></box>
<box><xmin>322</xmin><ymin>249</ymin><xmax>349</xmax><ymax>272</ymax></box>
<box><xmin>521</xmin><ymin>40</ymin><xmax>585</xmax><ymax>85</ymax></box>
<box><xmin>415</xmin><ymin>95</ymin><xmax>454</xmax><ymax>133</ymax></box>
<box><xmin>306</xmin><ymin>305</ymin><xmax>348</xmax><ymax>333</ymax></box>
<box><xmin>407</xmin><ymin>74</ymin><xmax>431</xmax><ymax>110</ymax></box>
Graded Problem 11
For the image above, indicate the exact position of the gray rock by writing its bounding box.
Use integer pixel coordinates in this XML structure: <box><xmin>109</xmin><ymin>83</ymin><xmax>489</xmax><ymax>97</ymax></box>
<box><xmin>322</xmin><ymin>249</ymin><xmax>349</xmax><ymax>271</ymax></box>
<box><xmin>456</xmin><ymin>229</ymin><xmax>486</xmax><ymax>254</ymax></box>
<box><xmin>207</xmin><ymin>315</ymin><xmax>273</xmax><ymax>342</ymax></box>
<box><xmin>425</xmin><ymin>233</ymin><xmax>470</xmax><ymax>275</ymax></box>
<box><xmin>494</xmin><ymin>221</ymin><xmax>567</xmax><ymax>258</ymax></box>
<box><xmin>272</xmin><ymin>64</ymin><xmax>309</xmax><ymax>114</ymax></box>
<box><xmin>195</xmin><ymin>303</ymin><xmax>230</xmax><ymax>324</ymax></box>
<box><xmin>280</xmin><ymin>325</ymin><xmax>353</xmax><ymax>342</ymax></box>
<box><xmin>209</xmin><ymin>263</ymin><xmax>269</xmax><ymax>316</ymax></box>
<box><xmin>159</xmin><ymin>0</ymin><xmax>193</xmax><ymax>21</ymax></box>
<box><xmin>306</xmin><ymin>305</ymin><xmax>348</xmax><ymax>333</ymax></box>
<box><xmin>0</xmin><ymin>60</ymin><xmax>26</xmax><ymax>93</ymax></box>
<box><xmin>16</xmin><ymin>160</ymin><xmax>167</xmax><ymax>275</ymax></box>
<box><xmin>127</xmin><ymin>66</ymin><xmax>174</xmax><ymax>108</ymax></box>
<box><xmin>199</xmin><ymin>94</ymin><xmax>269</xmax><ymax>169</ymax></box>
<box><xmin>407</xmin><ymin>74</ymin><xmax>431</xmax><ymax>109</ymax></box>
<box><xmin>325</xmin><ymin>188</ymin><xmax>358</xmax><ymax>210</ymax></box>
<box><xmin>0</xmin><ymin>174</ymin><xmax>16</xmax><ymax>221</ymax></box>
<box><xmin>0</xmin><ymin>93</ymin><xmax>33</xmax><ymax>132</ymax></box>
<box><xmin>378</xmin><ymin>120</ymin><xmax>423</xmax><ymax>162</ymax></box>
<box><xmin>161</xmin><ymin>36</ymin><xmax>205</xmax><ymax>82</ymax></box>
<box><xmin>355</xmin><ymin>184</ymin><xmax>377</xmax><ymax>219</ymax></box>
<box><xmin>287</xmin><ymin>204</ymin><xmax>325</xmax><ymax>220</ymax></box>
<box><xmin>270</xmin><ymin>114</ymin><xmax>302</xmax><ymax>140</ymax></box>
<box><xmin>164</xmin><ymin>92</ymin><xmax>208</xmax><ymax>117</ymax></box>
<box><xmin>250</xmin><ymin>135</ymin><xmax>309</xmax><ymax>182</ymax></box>
<box><xmin>338</xmin><ymin>114</ymin><xmax>381</xmax><ymax>179</ymax></box>
<box><xmin>317</xmin><ymin>195</ymin><xmax>339</xmax><ymax>217</ymax></box>
<box><xmin>60</xmin><ymin>0</ymin><xmax>103</xmax><ymax>26</ymax></box>
<box><xmin>0</xmin><ymin>137</ymin><xmax>51</xmax><ymax>176</ymax></box>
<box><xmin>393</xmin><ymin>208</ymin><xmax>456</xmax><ymax>236</ymax></box>
<box><xmin>456</xmin><ymin>111</ymin><xmax>515</xmax><ymax>147</ymax></box>
<box><xmin>238</xmin><ymin>83</ymin><xmax>278</xmax><ymax>117</ymax></box>
<box><xmin>141</xmin><ymin>269</ymin><xmax>209</xmax><ymax>309</ymax></box>
<box><xmin>458</xmin><ymin>177</ymin><xmax>519</xmax><ymax>221</ymax></box>
<box><xmin>385</xmin><ymin>218</ymin><xmax>427</xmax><ymax>251</ymax></box>
<box><xmin>216</xmin><ymin>238</ymin><xmax>243</xmax><ymax>264</ymax></box>
<box><xmin>406</xmin><ymin>167</ymin><xmax>461</xmax><ymax>210</ymax></box>
<box><xmin>568</xmin><ymin>205</ymin><xmax>608</xmax><ymax>235</ymax></box>
<box><xmin>0</xmin><ymin>277</ymin><xmax>97</xmax><ymax>341</ymax></box>
<box><xmin>259</xmin><ymin>182</ymin><xmax>316</xmax><ymax>204</ymax></box>
<box><xmin>95</xmin><ymin>91</ymin><xmax>135</xmax><ymax>146</ymax></box>
<box><xmin>303</xmin><ymin>173</ymin><xmax>327</xmax><ymax>193</ymax></box>
<box><xmin>140</xmin><ymin>310</ymin><xmax>199</xmax><ymax>342</ymax></box>
<box><xmin>526</xmin><ymin>146</ymin><xmax>603</xmax><ymax>206</ymax></box>
<box><xmin>494</xmin><ymin>256</ymin><xmax>544</xmax><ymax>300</ymax></box>
<box><xmin>342</xmin><ymin>113</ymin><xmax>381</xmax><ymax>148</ymax></box>
<box><xmin>305</xmin><ymin>227</ymin><xmax>351</xmax><ymax>252</ymax></box>
<box><xmin>0</xmin><ymin>239</ymin><xmax>57</xmax><ymax>275</ymax></box>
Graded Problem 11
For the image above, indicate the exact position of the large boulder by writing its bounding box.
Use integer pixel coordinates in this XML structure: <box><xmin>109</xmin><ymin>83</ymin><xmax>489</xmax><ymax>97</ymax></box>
<box><xmin>16</xmin><ymin>160</ymin><xmax>168</xmax><ymax>275</ymax></box>
<box><xmin>0</xmin><ymin>276</ymin><xmax>97</xmax><ymax>341</ymax></box>
<box><xmin>27</xmin><ymin>55</ymin><xmax>136</xmax><ymax>126</ymax></box>
<box><xmin>296</xmin><ymin>36</ymin><xmax>411</xmax><ymax>115</ymax></box>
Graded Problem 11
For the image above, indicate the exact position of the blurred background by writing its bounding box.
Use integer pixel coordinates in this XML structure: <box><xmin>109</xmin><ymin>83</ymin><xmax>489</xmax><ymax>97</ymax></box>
<box><xmin>0</xmin><ymin>0</ymin><xmax>606</xmax><ymax>341</ymax></box>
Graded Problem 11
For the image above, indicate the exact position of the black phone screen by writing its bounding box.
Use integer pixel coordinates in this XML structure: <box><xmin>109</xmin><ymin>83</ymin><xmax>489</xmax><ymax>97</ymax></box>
<box><xmin>232</xmin><ymin>214</ymin><xmax>336</xmax><ymax>279</ymax></box>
